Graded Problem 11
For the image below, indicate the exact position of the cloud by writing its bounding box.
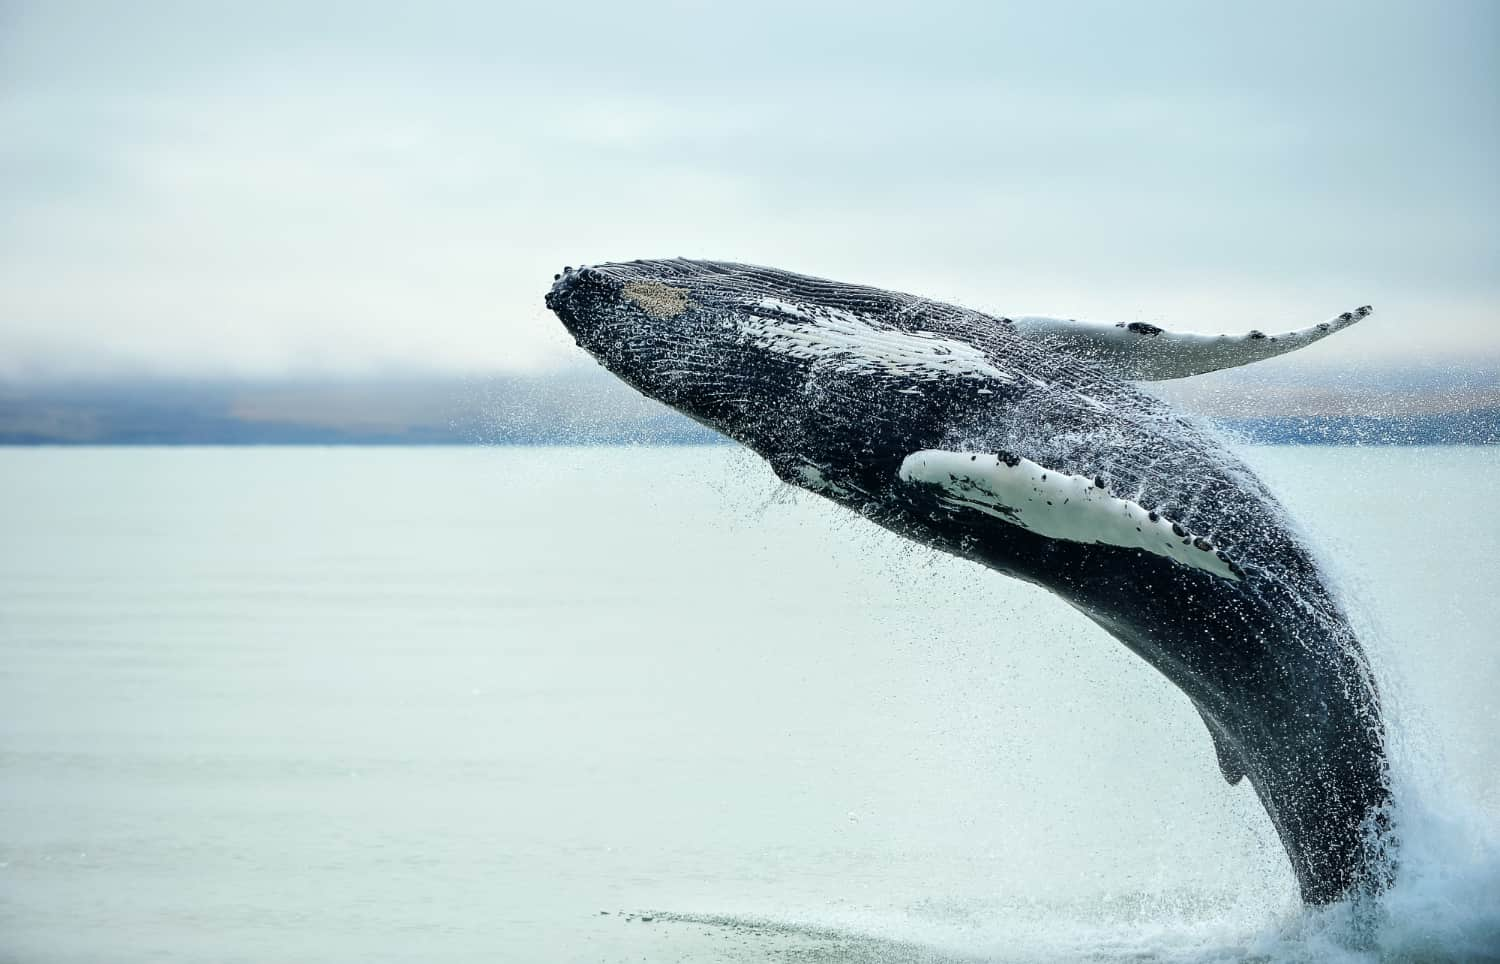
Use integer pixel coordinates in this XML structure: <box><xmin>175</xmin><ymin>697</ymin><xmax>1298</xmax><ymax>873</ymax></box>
<box><xmin>1</xmin><ymin>0</ymin><xmax>1496</xmax><ymax>377</ymax></box>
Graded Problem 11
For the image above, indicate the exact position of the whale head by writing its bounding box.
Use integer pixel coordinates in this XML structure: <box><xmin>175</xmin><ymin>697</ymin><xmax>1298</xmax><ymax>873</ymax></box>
<box><xmin>545</xmin><ymin>258</ymin><xmax>1017</xmax><ymax>493</ymax></box>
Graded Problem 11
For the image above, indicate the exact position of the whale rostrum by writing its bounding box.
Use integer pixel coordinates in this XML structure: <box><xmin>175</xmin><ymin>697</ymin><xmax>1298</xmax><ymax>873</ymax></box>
<box><xmin>546</xmin><ymin>258</ymin><xmax>1391</xmax><ymax>905</ymax></box>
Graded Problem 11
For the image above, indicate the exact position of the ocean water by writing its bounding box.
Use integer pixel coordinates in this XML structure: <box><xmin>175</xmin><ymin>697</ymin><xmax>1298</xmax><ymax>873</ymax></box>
<box><xmin>1</xmin><ymin>445</ymin><xmax>1496</xmax><ymax>963</ymax></box>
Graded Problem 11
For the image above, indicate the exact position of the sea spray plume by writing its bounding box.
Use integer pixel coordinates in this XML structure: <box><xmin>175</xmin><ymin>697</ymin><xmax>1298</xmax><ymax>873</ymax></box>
<box><xmin>545</xmin><ymin>258</ymin><xmax>1391</xmax><ymax>904</ymax></box>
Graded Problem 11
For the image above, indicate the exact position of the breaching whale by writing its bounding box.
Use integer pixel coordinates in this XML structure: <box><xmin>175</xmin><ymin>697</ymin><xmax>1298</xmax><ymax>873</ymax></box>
<box><xmin>544</xmin><ymin>259</ymin><xmax>1392</xmax><ymax>905</ymax></box>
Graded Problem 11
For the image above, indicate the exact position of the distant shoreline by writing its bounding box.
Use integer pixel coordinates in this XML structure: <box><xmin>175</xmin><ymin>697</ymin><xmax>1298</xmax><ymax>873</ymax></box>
<box><xmin>3</xmin><ymin>372</ymin><xmax>1495</xmax><ymax>447</ymax></box>
<box><xmin>2</xmin><ymin>426</ymin><xmax>1496</xmax><ymax>447</ymax></box>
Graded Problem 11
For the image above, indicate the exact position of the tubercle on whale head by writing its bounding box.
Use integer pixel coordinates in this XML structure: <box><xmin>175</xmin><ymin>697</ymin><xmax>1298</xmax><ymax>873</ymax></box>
<box><xmin>545</xmin><ymin>265</ymin><xmax>622</xmax><ymax>342</ymax></box>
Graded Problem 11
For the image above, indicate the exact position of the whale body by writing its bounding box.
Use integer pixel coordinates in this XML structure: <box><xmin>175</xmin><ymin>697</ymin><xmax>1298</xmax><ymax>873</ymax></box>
<box><xmin>544</xmin><ymin>258</ymin><xmax>1391</xmax><ymax>904</ymax></box>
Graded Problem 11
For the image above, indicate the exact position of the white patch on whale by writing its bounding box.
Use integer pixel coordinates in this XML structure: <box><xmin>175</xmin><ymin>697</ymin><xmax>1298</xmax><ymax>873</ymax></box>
<box><xmin>743</xmin><ymin>298</ymin><xmax>1014</xmax><ymax>384</ymax></box>
<box><xmin>898</xmin><ymin>450</ymin><xmax>1242</xmax><ymax>581</ymax></box>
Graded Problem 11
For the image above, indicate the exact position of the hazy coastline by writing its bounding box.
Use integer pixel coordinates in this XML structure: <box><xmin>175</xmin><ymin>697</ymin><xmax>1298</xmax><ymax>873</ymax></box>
<box><xmin>3</xmin><ymin>362</ymin><xmax>1495</xmax><ymax>446</ymax></box>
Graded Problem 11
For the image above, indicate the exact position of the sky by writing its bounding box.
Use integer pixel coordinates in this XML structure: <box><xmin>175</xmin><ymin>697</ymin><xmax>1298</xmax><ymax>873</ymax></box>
<box><xmin>1</xmin><ymin>0</ymin><xmax>1497</xmax><ymax>379</ymax></box>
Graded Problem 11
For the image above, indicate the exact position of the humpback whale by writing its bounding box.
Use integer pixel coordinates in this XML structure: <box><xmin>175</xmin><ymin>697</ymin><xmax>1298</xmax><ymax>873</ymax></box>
<box><xmin>544</xmin><ymin>259</ymin><xmax>1391</xmax><ymax>905</ymax></box>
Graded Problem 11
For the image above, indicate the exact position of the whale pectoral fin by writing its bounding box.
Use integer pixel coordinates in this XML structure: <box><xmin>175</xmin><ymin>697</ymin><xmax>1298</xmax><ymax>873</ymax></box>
<box><xmin>1193</xmin><ymin>703</ymin><xmax>1248</xmax><ymax>786</ymax></box>
<box><xmin>898</xmin><ymin>450</ymin><xmax>1244</xmax><ymax>581</ymax></box>
<box><xmin>1008</xmin><ymin>307</ymin><xmax>1371</xmax><ymax>381</ymax></box>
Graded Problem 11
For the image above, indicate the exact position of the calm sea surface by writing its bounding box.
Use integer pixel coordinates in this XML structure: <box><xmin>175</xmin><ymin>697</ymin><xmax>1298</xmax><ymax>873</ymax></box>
<box><xmin>1</xmin><ymin>446</ymin><xmax>1497</xmax><ymax>962</ymax></box>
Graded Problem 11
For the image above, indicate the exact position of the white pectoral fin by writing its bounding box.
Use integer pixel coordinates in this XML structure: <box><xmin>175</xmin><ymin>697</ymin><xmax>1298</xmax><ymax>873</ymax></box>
<box><xmin>1009</xmin><ymin>306</ymin><xmax>1371</xmax><ymax>380</ymax></box>
<box><xmin>898</xmin><ymin>450</ymin><xmax>1243</xmax><ymax>582</ymax></box>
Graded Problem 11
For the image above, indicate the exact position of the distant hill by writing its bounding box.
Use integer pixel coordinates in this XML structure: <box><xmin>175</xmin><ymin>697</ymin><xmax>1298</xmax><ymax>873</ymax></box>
<box><xmin>1218</xmin><ymin>410</ymin><xmax>1498</xmax><ymax>446</ymax></box>
<box><xmin>0</xmin><ymin>373</ymin><xmax>721</xmax><ymax>446</ymax></box>
<box><xmin>1</xmin><ymin>365</ymin><xmax>1495</xmax><ymax>446</ymax></box>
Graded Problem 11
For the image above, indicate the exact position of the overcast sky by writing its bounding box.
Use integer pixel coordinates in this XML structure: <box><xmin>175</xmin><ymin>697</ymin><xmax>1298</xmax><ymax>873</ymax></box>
<box><xmin>2</xmin><ymin>1</ymin><xmax>1496</xmax><ymax>378</ymax></box>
